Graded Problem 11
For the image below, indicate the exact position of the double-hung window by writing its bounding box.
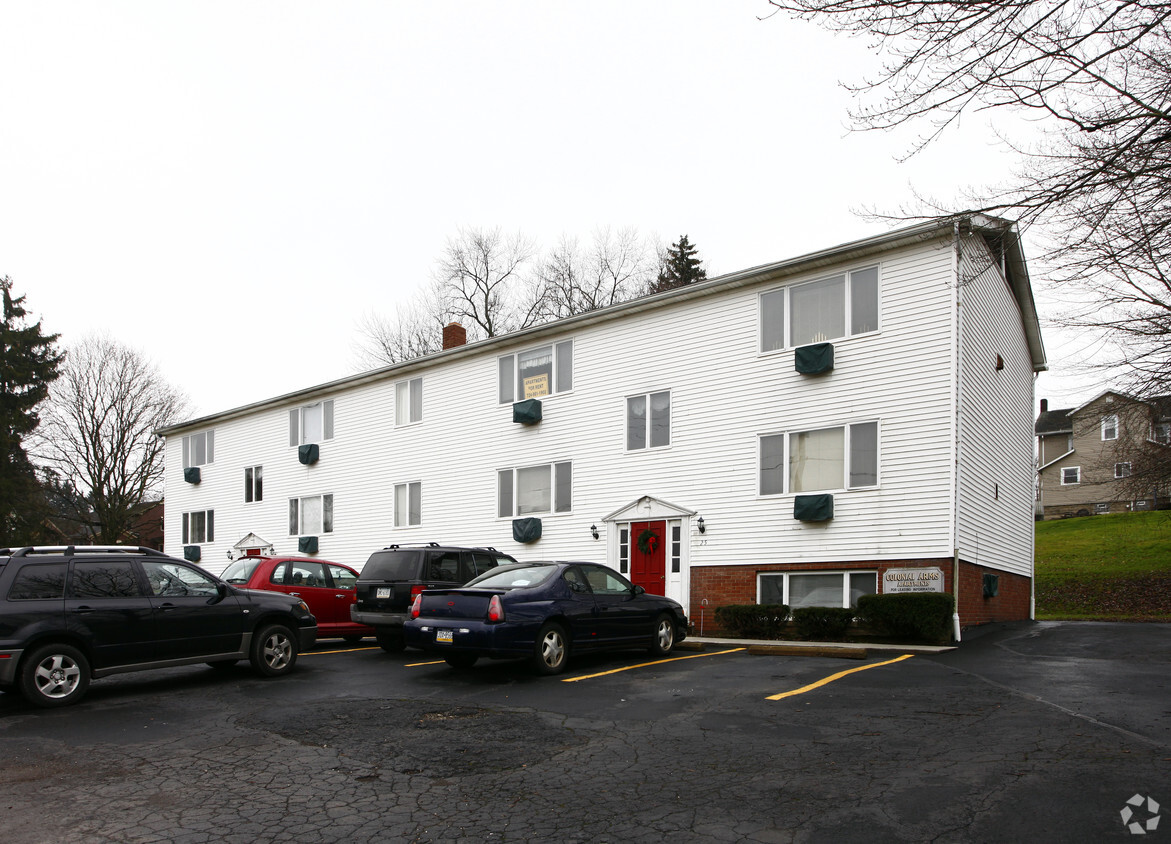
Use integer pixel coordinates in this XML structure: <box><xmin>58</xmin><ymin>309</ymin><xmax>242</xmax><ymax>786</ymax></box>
<box><xmin>1102</xmin><ymin>414</ymin><xmax>1118</xmax><ymax>441</ymax></box>
<box><xmin>759</xmin><ymin>421</ymin><xmax>879</xmax><ymax>495</ymax></box>
<box><xmin>760</xmin><ymin>266</ymin><xmax>879</xmax><ymax>352</ymax></box>
<box><xmin>395</xmin><ymin>377</ymin><xmax>422</xmax><ymax>426</ymax></box>
<box><xmin>182</xmin><ymin>431</ymin><xmax>214</xmax><ymax>468</ymax></box>
<box><xmin>498</xmin><ymin>462</ymin><xmax>572</xmax><ymax>517</ymax></box>
<box><xmin>289</xmin><ymin>400</ymin><xmax>334</xmax><ymax>446</ymax></box>
<box><xmin>1115</xmin><ymin>462</ymin><xmax>1132</xmax><ymax>479</ymax></box>
<box><xmin>1155</xmin><ymin>422</ymin><xmax>1171</xmax><ymax>445</ymax></box>
<box><xmin>244</xmin><ymin>466</ymin><xmax>263</xmax><ymax>503</ymax></box>
<box><xmin>499</xmin><ymin>340</ymin><xmax>573</xmax><ymax>403</ymax></box>
<box><xmin>627</xmin><ymin>391</ymin><xmax>671</xmax><ymax>450</ymax></box>
<box><xmin>394</xmin><ymin>482</ymin><xmax>421</xmax><ymax>527</ymax></box>
<box><xmin>290</xmin><ymin>494</ymin><xmax>334</xmax><ymax>535</ymax></box>
<box><xmin>182</xmin><ymin>509</ymin><xmax>215</xmax><ymax>544</ymax></box>
<box><xmin>1062</xmin><ymin>466</ymin><xmax>1080</xmax><ymax>485</ymax></box>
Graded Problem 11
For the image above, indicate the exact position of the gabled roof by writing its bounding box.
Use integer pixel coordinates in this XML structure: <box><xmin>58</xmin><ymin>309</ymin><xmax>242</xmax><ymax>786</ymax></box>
<box><xmin>1035</xmin><ymin>408</ymin><xmax>1073</xmax><ymax>436</ymax></box>
<box><xmin>159</xmin><ymin>213</ymin><xmax>1046</xmax><ymax>437</ymax></box>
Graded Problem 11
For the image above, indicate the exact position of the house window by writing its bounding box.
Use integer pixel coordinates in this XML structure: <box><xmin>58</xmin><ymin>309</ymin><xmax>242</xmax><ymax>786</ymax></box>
<box><xmin>182</xmin><ymin>510</ymin><xmax>215</xmax><ymax>544</ymax></box>
<box><xmin>759</xmin><ymin>421</ymin><xmax>879</xmax><ymax>494</ymax></box>
<box><xmin>1102</xmin><ymin>414</ymin><xmax>1118</xmax><ymax>440</ymax></box>
<box><xmin>670</xmin><ymin>524</ymin><xmax>681</xmax><ymax>574</ymax></box>
<box><xmin>498</xmin><ymin>340</ymin><xmax>573</xmax><ymax>403</ymax></box>
<box><xmin>182</xmin><ymin>430</ymin><xmax>214</xmax><ymax>468</ymax></box>
<box><xmin>498</xmin><ymin>461</ymin><xmax>572</xmax><ymax>517</ymax></box>
<box><xmin>1061</xmin><ymin>466</ymin><xmax>1080</xmax><ymax>485</ymax></box>
<box><xmin>289</xmin><ymin>494</ymin><xmax>334</xmax><ymax>535</ymax></box>
<box><xmin>627</xmin><ymin>391</ymin><xmax>671</xmax><ymax>450</ymax></box>
<box><xmin>759</xmin><ymin>571</ymin><xmax>877</xmax><ymax>609</ymax></box>
<box><xmin>619</xmin><ymin>526</ymin><xmax>629</xmax><ymax>574</ymax></box>
<box><xmin>244</xmin><ymin>466</ymin><xmax>263</xmax><ymax>503</ymax></box>
<box><xmin>394</xmin><ymin>482</ymin><xmax>421</xmax><ymax>527</ymax></box>
<box><xmin>1115</xmin><ymin>462</ymin><xmax>1132</xmax><ymax>479</ymax></box>
<box><xmin>760</xmin><ymin>266</ymin><xmax>879</xmax><ymax>352</ymax></box>
<box><xmin>1154</xmin><ymin>422</ymin><xmax>1170</xmax><ymax>445</ymax></box>
<box><xmin>395</xmin><ymin>378</ymin><xmax>422</xmax><ymax>426</ymax></box>
<box><xmin>289</xmin><ymin>400</ymin><xmax>334</xmax><ymax>447</ymax></box>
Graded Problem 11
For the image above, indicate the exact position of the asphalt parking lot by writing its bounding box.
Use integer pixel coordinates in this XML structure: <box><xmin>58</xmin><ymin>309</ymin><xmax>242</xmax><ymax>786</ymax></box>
<box><xmin>1</xmin><ymin>621</ymin><xmax>1168</xmax><ymax>843</ymax></box>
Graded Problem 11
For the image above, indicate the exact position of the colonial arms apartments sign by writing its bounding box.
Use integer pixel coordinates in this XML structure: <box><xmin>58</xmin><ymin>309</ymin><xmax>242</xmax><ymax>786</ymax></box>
<box><xmin>883</xmin><ymin>567</ymin><xmax>945</xmax><ymax>594</ymax></box>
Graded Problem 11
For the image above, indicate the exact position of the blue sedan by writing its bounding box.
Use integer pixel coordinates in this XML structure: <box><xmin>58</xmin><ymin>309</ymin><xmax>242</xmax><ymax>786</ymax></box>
<box><xmin>403</xmin><ymin>561</ymin><xmax>689</xmax><ymax>674</ymax></box>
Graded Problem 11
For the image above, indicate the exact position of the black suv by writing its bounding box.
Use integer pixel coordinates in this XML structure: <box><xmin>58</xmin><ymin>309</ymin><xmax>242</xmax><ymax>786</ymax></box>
<box><xmin>352</xmin><ymin>543</ymin><xmax>516</xmax><ymax>652</ymax></box>
<box><xmin>0</xmin><ymin>545</ymin><xmax>318</xmax><ymax>708</ymax></box>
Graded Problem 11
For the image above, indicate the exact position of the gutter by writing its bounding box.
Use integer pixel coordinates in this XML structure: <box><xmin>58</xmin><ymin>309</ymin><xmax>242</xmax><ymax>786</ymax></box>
<box><xmin>951</xmin><ymin>220</ymin><xmax>964</xmax><ymax>644</ymax></box>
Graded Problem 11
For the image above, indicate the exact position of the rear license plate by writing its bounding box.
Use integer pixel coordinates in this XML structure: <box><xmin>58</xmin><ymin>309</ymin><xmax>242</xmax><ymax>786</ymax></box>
<box><xmin>376</xmin><ymin>587</ymin><xmax>391</xmax><ymax>599</ymax></box>
<box><xmin>436</xmin><ymin>629</ymin><xmax>453</xmax><ymax>644</ymax></box>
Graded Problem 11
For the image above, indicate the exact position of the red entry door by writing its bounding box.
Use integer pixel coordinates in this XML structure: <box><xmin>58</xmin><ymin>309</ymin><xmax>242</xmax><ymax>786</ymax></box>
<box><xmin>629</xmin><ymin>520</ymin><xmax>667</xmax><ymax>595</ymax></box>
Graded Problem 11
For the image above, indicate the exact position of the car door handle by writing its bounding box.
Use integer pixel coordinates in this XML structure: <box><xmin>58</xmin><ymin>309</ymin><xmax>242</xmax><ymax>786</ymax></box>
<box><xmin>71</xmin><ymin>606</ymin><xmax>95</xmax><ymax>614</ymax></box>
<box><xmin>335</xmin><ymin>594</ymin><xmax>347</xmax><ymax>599</ymax></box>
<box><xmin>290</xmin><ymin>592</ymin><xmax>301</xmax><ymax>597</ymax></box>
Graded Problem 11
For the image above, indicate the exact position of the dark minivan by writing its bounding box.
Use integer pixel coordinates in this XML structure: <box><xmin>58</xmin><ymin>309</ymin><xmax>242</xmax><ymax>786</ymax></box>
<box><xmin>351</xmin><ymin>543</ymin><xmax>515</xmax><ymax>652</ymax></box>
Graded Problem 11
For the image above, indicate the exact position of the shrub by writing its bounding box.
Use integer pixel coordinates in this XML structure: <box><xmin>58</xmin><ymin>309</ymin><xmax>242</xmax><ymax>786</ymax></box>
<box><xmin>713</xmin><ymin>604</ymin><xmax>789</xmax><ymax>639</ymax></box>
<box><xmin>856</xmin><ymin>593</ymin><xmax>955</xmax><ymax>643</ymax></box>
<box><xmin>792</xmin><ymin>606</ymin><xmax>855</xmax><ymax>640</ymax></box>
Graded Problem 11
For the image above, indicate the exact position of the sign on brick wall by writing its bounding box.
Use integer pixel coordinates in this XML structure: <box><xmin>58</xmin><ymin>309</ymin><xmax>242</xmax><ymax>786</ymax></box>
<box><xmin>883</xmin><ymin>567</ymin><xmax>944</xmax><ymax>594</ymax></box>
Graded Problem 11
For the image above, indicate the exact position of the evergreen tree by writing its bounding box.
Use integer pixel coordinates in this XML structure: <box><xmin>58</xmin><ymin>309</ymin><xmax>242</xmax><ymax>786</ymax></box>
<box><xmin>0</xmin><ymin>277</ymin><xmax>63</xmax><ymax>545</ymax></box>
<box><xmin>650</xmin><ymin>235</ymin><xmax>707</xmax><ymax>294</ymax></box>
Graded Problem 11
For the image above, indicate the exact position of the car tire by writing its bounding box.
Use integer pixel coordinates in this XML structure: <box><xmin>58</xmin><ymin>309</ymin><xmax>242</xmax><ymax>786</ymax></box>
<box><xmin>532</xmin><ymin>622</ymin><xmax>569</xmax><ymax>676</ymax></box>
<box><xmin>376</xmin><ymin>629</ymin><xmax>406</xmax><ymax>653</ymax></box>
<box><xmin>648</xmin><ymin>613</ymin><xmax>676</xmax><ymax>657</ymax></box>
<box><xmin>19</xmin><ymin>643</ymin><xmax>91</xmax><ymax>708</ymax></box>
<box><xmin>206</xmin><ymin>660</ymin><xmax>239</xmax><ymax>670</ymax></box>
<box><xmin>249</xmin><ymin>623</ymin><xmax>299</xmax><ymax>677</ymax></box>
<box><xmin>445</xmin><ymin>654</ymin><xmax>478</xmax><ymax>669</ymax></box>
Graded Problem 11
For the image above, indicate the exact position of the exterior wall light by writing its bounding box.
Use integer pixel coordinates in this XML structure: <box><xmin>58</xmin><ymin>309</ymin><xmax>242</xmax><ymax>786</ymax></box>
<box><xmin>590</xmin><ymin>524</ymin><xmax>599</xmax><ymax>540</ymax></box>
<box><xmin>697</xmin><ymin>516</ymin><xmax>706</xmax><ymax>534</ymax></box>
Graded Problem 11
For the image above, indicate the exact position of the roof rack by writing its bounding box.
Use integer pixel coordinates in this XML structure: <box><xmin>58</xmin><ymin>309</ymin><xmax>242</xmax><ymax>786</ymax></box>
<box><xmin>4</xmin><ymin>545</ymin><xmax>170</xmax><ymax>558</ymax></box>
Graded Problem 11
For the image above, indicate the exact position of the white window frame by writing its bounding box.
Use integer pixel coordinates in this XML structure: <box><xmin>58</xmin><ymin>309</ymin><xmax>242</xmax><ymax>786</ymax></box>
<box><xmin>289</xmin><ymin>494</ymin><xmax>334</xmax><ymax>535</ymax></box>
<box><xmin>498</xmin><ymin>340</ymin><xmax>574</xmax><ymax>404</ymax></box>
<box><xmin>1154</xmin><ymin>422</ymin><xmax>1171</xmax><ymax>445</ymax></box>
<box><xmin>1102</xmin><ymin>414</ymin><xmax>1118</xmax><ymax>441</ymax></box>
<box><xmin>626</xmin><ymin>390</ymin><xmax>671</xmax><ymax>451</ymax></box>
<box><xmin>181</xmin><ymin>509</ymin><xmax>215</xmax><ymax>544</ymax></box>
<box><xmin>759</xmin><ymin>265</ymin><xmax>880</xmax><ymax>353</ymax></box>
<box><xmin>289</xmin><ymin>400</ymin><xmax>335</xmax><ymax>447</ymax></box>
<box><xmin>757</xmin><ymin>570</ymin><xmax>878</xmax><ymax>609</ymax></box>
<box><xmin>244</xmin><ymin>465</ymin><xmax>263</xmax><ymax>503</ymax></box>
<box><xmin>182</xmin><ymin>430</ymin><xmax>214</xmax><ymax>468</ymax></box>
<box><xmin>395</xmin><ymin>378</ymin><xmax>422</xmax><ymax>426</ymax></box>
<box><xmin>1061</xmin><ymin>466</ymin><xmax>1081</xmax><ymax>485</ymax></box>
<box><xmin>758</xmin><ymin>421</ymin><xmax>880</xmax><ymax>495</ymax></box>
<box><xmin>497</xmin><ymin>461</ymin><xmax>572</xmax><ymax>517</ymax></box>
<box><xmin>394</xmin><ymin>481</ymin><xmax>422</xmax><ymax>527</ymax></box>
<box><xmin>1115</xmin><ymin>462</ymin><xmax>1132</xmax><ymax>479</ymax></box>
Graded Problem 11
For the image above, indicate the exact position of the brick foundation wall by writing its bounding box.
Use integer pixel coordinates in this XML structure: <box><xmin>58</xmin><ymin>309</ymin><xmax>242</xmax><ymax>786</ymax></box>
<box><xmin>689</xmin><ymin>559</ymin><xmax>1032</xmax><ymax>635</ymax></box>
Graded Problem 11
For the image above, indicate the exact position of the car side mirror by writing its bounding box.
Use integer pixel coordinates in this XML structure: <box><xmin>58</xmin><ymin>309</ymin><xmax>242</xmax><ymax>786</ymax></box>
<box><xmin>632</xmin><ymin>585</ymin><xmax>646</xmax><ymax>596</ymax></box>
<box><xmin>214</xmin><ymin>582</ymin><xmax>229</xmax><ymax>602</ymax></box>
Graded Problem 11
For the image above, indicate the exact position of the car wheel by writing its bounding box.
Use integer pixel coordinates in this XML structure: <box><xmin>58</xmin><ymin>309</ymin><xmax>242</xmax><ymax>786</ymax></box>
<box><xmin>376</xmin><ymin>629</ymin><xmax>406</xmax><ymax>653</ymax></box>
<box><xmin>206</xmin><ymin>660</ymin><xmax>239</xmax><ymax>670</ymax></box>
<box><xmin>648</xmin><ymin>613</ymin><xmax>676</xmax><ymax>657</ymax></box>
<box><xmin>19</xmin><ymin>643</ymin><xmax>90</xmax><ymax>708</ymax></box>
<box><xmin>532</xmin><ymin>622</ymin><xmax>569</xmax><ymax>675</ymax></box>
<box><xmin>445</xmin><ymin>654</ymin><xmax>478</xmax><ymax>669</ymax></box>
<box><xmin>250</xmin><ymin>624</ymin><xmax>299</xmax><ymax>677</ymax></box>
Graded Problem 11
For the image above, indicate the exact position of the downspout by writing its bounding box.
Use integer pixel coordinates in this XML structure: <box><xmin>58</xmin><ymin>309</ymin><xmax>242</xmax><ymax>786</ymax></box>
<box><xmin>952</xmin><ymin>221</ymin><xmax>964</xmax><ymax>643</ymax></box>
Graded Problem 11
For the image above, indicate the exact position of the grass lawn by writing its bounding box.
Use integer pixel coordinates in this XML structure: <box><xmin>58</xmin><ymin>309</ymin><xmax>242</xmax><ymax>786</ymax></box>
<box><xmin>1035</xmin><ymin>510</ymin><xmax>1171</xmax><ymax>621</ymax></box>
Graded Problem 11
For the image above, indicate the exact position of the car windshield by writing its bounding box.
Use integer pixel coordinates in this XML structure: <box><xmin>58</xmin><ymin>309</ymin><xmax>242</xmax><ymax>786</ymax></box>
<box><xmin>362</xmin><ymin>549</ymin><xmax>423</xmax><ymax>580</ymax></box>
<box><xmin>466</xmin><ymin>564</ymin><xmax>556</xmax><ymax>589</ymax></box>
<box><xmin>221</xmin><ymin>558</ymin><xmax>263</xmax><ymax>584</ymax></box>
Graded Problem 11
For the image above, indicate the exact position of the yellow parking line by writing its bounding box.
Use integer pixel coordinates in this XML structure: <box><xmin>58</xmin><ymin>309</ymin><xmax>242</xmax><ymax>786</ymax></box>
<box><xmin>406</xmin><ymin>659</ymin><xmax>448</xmax><ymax>666</ymax></box>
<box><xmin>766</xmin><ymin>653</ymin><xmax>914</xmax><ymax>700</ymax></box>
<box><xmin>562</xmin><ymin>647</ymin><xmax>746</xmax><ymax>682</ymax></box>
<box><xmin>304</xmin><ymin>646</ymin><xmax>381</xmax><ymax>655</ymax></box>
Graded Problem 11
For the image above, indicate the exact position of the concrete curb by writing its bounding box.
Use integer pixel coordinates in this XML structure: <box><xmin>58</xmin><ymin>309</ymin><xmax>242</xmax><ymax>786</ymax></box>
<box><xmin>678</xmin><ymin>636</ymin><xmax>955</xmax><ymax>658</ymax></box>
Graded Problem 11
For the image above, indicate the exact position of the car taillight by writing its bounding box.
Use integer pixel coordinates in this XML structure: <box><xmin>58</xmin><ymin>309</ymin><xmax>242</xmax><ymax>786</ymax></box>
<box><xmin>410</xmin><ymin>584</ymin><xmax>426</xmax><ymax>599</ymax></box>
<box><xmin>409</xmin><ymin>594</ymin><xmax>422</xmax><ymax>619</ymax></box>
<box><xmin>487</xmin><ymin>594</ymin><xmax>505</xmax><ymax>623</ymax></box>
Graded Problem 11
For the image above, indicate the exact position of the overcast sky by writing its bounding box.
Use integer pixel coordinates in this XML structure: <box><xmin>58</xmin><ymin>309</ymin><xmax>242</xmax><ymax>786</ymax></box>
<box><xmin>2</xmin><ymin>1</ymin><xmax>1098</xmax><ymax>420</ymax></box>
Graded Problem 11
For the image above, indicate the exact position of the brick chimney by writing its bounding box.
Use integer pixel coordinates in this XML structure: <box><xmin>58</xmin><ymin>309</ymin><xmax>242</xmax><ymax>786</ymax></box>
<box><xmin>442</xmin><ymin>322</ymin><xmax>467</xmax><ymax>350</ymax></box>
<box><xmin>1040</xmin><ymin>398</ymin><xmax>1048</xmax><ymax>413</ymax></box>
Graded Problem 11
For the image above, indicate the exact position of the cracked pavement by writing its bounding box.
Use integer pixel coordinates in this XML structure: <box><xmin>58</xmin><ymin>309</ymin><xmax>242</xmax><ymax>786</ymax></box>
<box><xmin>0</xmin><ymin>621</ymin><xmax>1167</xmax><ymax>843</ymax></box>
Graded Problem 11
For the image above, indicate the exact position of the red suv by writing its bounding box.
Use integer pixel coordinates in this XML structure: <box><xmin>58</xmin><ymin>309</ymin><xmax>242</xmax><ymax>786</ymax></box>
<box><xmin>221</xmin><ymin>555</ymin><xmax>373</xmax><ymax>643</ymax></box>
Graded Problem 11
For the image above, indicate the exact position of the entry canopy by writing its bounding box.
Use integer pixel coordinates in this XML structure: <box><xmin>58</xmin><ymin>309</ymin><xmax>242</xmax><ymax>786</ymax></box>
<box><xmin>603</xmin><ymin>495</ymin><xmax>696</xmax><ymax>524</ymax></box>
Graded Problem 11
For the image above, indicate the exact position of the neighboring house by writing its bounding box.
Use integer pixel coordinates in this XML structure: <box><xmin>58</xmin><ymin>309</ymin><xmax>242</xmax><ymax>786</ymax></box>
<box><xmin>1035</xmin><ymin>392</ymin><xmax>1171</xmax><ymax>518</ymax></box>
<box><xmin>159</xmin><ymin>214</ymin><xmax>1046</xmax><ymax>630</ymax></box>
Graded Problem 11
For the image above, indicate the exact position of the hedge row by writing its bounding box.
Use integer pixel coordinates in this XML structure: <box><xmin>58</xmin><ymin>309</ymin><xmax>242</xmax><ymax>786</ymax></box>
<box><xmin>711</xmin><ymin>593</ymin><xmax>955</xmax><ymax>644</ymax></box>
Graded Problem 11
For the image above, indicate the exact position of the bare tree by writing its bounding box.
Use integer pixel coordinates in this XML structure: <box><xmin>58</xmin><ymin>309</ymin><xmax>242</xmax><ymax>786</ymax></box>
<box><xmin>353</xmin><ymin>303</ymin><xmax>444</xmax><ymax>369</ymax></box>
<box><xmin>434</xmin><ymin>227</ymin><xmax>545</xmax><ymax>339</ymax></box>
<box><xmin>38</xmin><ymin>334</ymin><xmax>188</xmax><ymax>544</ymax></box>
<box><xmin>538</xmin><ymin>227</ymin><xmax>657</xmax><ymax>318</ymax></box>
<box><xmin>764</xmin><ymin>0</ymin><xmax>1171</xmax><ymax>392</ymax></box>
